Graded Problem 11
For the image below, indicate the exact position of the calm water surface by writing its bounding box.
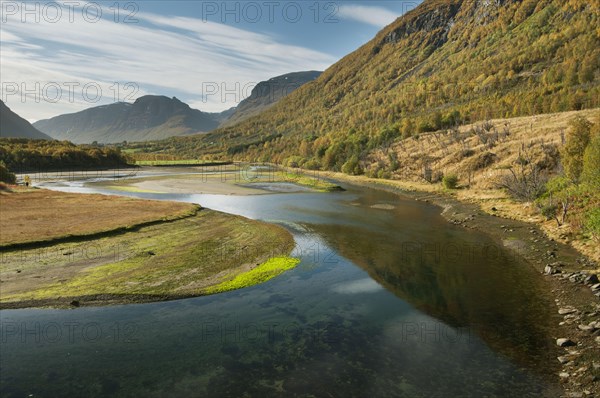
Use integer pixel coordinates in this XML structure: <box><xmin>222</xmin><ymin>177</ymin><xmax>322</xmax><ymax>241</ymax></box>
<box><xmin>0</xmin><ymin>171</ymin><xmax>560</xmax><ymax>397</ymax></box>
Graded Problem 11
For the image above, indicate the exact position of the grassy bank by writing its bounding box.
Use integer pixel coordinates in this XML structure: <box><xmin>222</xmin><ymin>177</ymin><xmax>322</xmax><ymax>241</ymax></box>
<box><xmin>0</xmin><ymin>189</ymin><xmax>297</xmax><ymax>308</ymax></box>
<box><xmin>260</xmin><ymin>171</ymin><xmax>344</xmax><ymax>192</ymax></box>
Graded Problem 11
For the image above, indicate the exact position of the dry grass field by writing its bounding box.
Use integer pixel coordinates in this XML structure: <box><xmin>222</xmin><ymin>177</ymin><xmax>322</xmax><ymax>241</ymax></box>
<box><xmin>0</xmin><ymin>188</ymin><xmax>197</xmax><ymax>247</ymax></box>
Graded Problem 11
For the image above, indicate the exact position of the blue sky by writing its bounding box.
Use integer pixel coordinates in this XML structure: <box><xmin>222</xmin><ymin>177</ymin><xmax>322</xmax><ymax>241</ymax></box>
<box><xmin>1</xmin><ymin>1</ymin><xmax>421</xmax><ymax>121</ymax></box>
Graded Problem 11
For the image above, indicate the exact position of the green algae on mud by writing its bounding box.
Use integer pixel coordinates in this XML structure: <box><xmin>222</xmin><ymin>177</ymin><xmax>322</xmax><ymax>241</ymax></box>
<box><xmin>244</xmin><ymin>172</ymin><xmax>344</xmax><ymax>192</ymax></box>
<box><xmin>0</xmin><ymin>210</ymin><xmax>296</xmax><ymax>308</ymax></box>
<box><xmin>205</xmin><ymin>256</ymin><xmax>301</xmax><ymax>294</ymax></box>
<box><xmin>91</xmin><ymin>168</ymin><xmax>344</xmax><ymax>195</ymax></box>
<box><xmin>97</xmin><ymin>185</ymin><xmax>163</xmax><ymax>193</ymax></box>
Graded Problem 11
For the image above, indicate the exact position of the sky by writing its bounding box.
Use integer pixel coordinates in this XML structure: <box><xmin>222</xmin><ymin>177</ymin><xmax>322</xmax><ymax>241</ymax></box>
<box><xmin>0</xmin><ymin>0</ymin><xmax>422</xmax><ymax>121</ymax></box>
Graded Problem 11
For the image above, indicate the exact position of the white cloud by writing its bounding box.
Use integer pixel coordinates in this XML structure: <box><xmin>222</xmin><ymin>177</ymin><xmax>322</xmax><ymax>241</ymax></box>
<box><xmin>338</xmin><ymin>5</ymin><xmax>398</xmax><ymax>28</ymax></box>
<box><xmin>332</xmin><ymin>278</ymin><xmax>383</xmax><ymax>294</ymax></box>
<box><xmin>0</xmin><ymin>5</ymin><xmax>336</xmax><ymax>121</ymax></box>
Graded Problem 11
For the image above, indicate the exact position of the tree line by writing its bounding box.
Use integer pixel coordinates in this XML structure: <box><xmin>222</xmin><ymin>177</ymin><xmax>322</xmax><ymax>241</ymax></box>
<box><xmin>0</xmin><ymin>139</ymin><xmax>130</xmax><ymax>178</ymax></box>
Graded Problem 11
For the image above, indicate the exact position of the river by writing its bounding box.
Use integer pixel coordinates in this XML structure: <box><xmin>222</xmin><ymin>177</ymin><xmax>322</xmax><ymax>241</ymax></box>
<box><xmin>0</xmin><ymin>169</ymin><xmax>561</xmax><ymax>397</ymax></box>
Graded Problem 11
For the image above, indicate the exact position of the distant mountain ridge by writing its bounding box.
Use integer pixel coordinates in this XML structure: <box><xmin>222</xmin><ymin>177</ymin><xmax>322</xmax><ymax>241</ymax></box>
<box><xmin>222</xmin><ymin>71</ymin><xmax>322</xmax><ymax>126</ymax></box>
<box><xmin>0</xmin><ymin>101</ymin><xmax>52</xmax><ymax>140</ymax></box>
<box><xmin>33</xmin><ymin>95</ymin><xmax>220</xmax><ymax>144</ymax></box>
<box><xmin>33</xmin><ymin>71</ymin><xmax>321</xmax><ymax>144</ymax></box>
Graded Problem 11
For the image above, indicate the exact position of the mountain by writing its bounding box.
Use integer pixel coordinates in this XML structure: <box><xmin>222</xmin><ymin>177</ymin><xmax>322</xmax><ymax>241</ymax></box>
<box><xmin>0</xmin><ymin>101</ymin><xmax>52</xmax><ymax>140</ymax></box>
<box><xmin>33</xmin><ymin>71</ymin><xmax>322</xmax><ymax>144</ymax></box>
<box><xmin>152</xmin><ymin>0</ymin><xmax>599</xmax><ymax>167</ymax></box>
<box><xmin>222</xmin><ymin>71</ymin><xmax>322</xmax><ymax>126</ymax></box>
<box><xmin>34</xmin><ymin>95</ymin><xmax>221</xmax><ymax>144</ymax></box>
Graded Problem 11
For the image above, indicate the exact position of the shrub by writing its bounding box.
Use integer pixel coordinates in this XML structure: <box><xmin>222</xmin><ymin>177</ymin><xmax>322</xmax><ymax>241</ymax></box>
<box><xmin>377</xmin><ymin>169</ymin><xmax>391</xmax><ymax>179</ymax></box>
<box><xmin>468</xmin><ymin>151</ymin><xmax>497</xmax><ymax>171</ymax></box>
<box><xmin>341</xmin><ymin>156</ymin><xmax>362</xmax><ymax>175</ymax></box>
<box><xmin>582</xmin><ymin>134</ymin><xmax>600</xmax><ymax>188</ymax></box>
<box><xmin>536</xmin><ymin>143</ymin><xmax>561</xmax><ymax>171</ymax></box>
<box><xmin>303</xmin><ymin>159</ymin><xmax>321</xmax><ymax>170</ymax></box>
<box><xmin>540</xmin><ymin>202</ymin><xmax>559</xmax><ymax>221</ymax></box>
<box><xmin>461</xmin><ymin>149</ymin><xmax>475</xmax><ymax>158</ymax></box>
<box><xmin>0</xmin><ymin>161</ymin><xmax>16</xmax><ymax>184</ymax></box>
<box><xmin>365</xmin><ymin>164</ymin><xmax>380</xmax><ymax>178</ymax></box>
<box><xmin>432</xmin><ymin>171</ymin><xmax>444</xmax><ymax>183</ymax></box>
<box><xmin>561</xmin><ymin>116</ymin><xmax>592</xmax><ymax>181</ymax></box>
<box><xmin>442</xmin><ymin>174</ymin><xmax>459</xmax><ymax>189</ymax></box>
<box><xmin>284</xmin><ymin>156</ymin><xmax>304</xmax><ymax>168</ymax></box>
<box><xmin>496</xmin><ymin>146</ymin><xmax>548</xmax><ymax>201</ymax></box>
<box><xmin>585</xmin><ymin>207</ymin><xmax>600</xmax><ymax>241</ymax></box>
<box><xmin>401</xmin><ymin>119</ymin><xmax>415</xmax><ymax>139</ymax></box>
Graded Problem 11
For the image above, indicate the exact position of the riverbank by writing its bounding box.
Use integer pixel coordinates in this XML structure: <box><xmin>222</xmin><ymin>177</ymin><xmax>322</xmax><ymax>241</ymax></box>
<box><xmin>0</xmin><ymin>188</ymin><xmax>297</xmax><ymax>309</ymax></box>
<box><xmin>311</xmin><ymin>169</ymin><xmax>599</xmax><ymax>396</ymax></box>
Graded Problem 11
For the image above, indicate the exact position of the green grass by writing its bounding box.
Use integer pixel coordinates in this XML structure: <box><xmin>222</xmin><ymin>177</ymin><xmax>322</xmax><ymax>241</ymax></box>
<box><xmin>205</xmin><ymin>256</ymin><xmax>300</xmax><ymax>294</ymax></box>
<box><xmin>250</xmin><ymin>171</ymin><xmax>344</xmax><ymax>192</ymax></box>
<box><xmin>100</xmin><ymin>185</ymin><xmax>162</xmax><ymax>193</ymax></box>
<box><xmin>1</xmin><ymin>210</ymin><xmax>296</xmax><ymax>306</ymax></box>
<box><xmin>135</xmin><ymin>159</ymin><xmax>213</xmax><ymax>166</ymax></box>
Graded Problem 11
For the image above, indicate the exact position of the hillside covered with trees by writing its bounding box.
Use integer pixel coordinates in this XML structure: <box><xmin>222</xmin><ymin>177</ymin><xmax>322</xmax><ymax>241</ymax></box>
<box><xmin>136</xmin><ymin>0</ymin><xmax>598</xmax><ymax>168</ymax></box>
<box><xmin>0</xmin><ymin>139</ymin><xmax>130</xmax><ymax>175</ymax></box>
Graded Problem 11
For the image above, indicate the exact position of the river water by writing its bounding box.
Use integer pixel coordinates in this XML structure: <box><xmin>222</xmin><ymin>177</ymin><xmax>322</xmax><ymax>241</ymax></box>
<box><xmin>0</xmin><ymin>170</ymin><xmax>560</xmax><ymax>397</ymax></box>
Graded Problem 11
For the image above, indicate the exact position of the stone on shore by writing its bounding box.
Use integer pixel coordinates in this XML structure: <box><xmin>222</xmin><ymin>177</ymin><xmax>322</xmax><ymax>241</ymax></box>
<box><xmin>557</xmin><ymin>338</ymin><xmax>576</xmax><ymax>347</ymax></box>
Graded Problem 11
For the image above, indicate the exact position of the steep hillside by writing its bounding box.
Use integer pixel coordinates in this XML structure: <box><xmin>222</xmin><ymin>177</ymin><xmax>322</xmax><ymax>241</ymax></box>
<box><xmin>34</xmin><ymin>95</ymin><xmax>220</xmax><ymax>144</ymax></box>
<box><xmin>222</xmin><ymin>71</ymin><xmax>322</xmax><ymax>126</ymax></box>
<box><xmin>149</xmin><ymin>0</ymin><xmax>599</xmax><ymax>167</ymax></box>
<box><xmin>0</xmin><ymin>101</ymin><xmax>52</xmax><ymax>140</ymax></box>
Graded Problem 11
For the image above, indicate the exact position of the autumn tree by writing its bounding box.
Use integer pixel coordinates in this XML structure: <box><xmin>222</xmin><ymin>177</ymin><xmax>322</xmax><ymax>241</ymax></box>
<box><xmin>0</xmin><ymin>161</ymin><xmax>16</xmax><ymax>184</ymax></box>
<box><xmin>582</xmin><ymin>133</ymin><xmax>600</xmax><ymax>187</ymax></box>
<box><xmin>561</xmin><ymin>116</ymin><xmax>592</xmax><ymax>182</ymax></box>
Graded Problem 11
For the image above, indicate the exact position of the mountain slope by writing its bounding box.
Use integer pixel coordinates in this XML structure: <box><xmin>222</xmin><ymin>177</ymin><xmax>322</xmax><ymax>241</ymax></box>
<box><xmin>0</xmin><ymin>101</ymin><xmax>52</xmax><ymax>140</ymax></box>
<box><xmin>222</xmin><ymin>71</ymin><xmax>322</xmax><ymax>126</ymax></box>
<box><xmin>34</xmin><ymin>95</ymin><xmax>221</xmax><ymax>144</ymax></box>
<box><xmin>152</xmin><ymin>0</ymin><xmax>599</xmax><ymax>167</ymax></box>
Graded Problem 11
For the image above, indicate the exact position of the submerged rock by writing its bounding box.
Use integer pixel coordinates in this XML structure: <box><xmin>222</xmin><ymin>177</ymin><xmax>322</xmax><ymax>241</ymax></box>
<box><xmin>557</xmin><ymin>338</ymin><xmax>576</xmax><ymax>347</ymax></box>
<box><xmin>559</xmin><ymin>308</ymin><xmax>578</xmax><ymax>315</ymax></box>
<box><xmin>544</xmin><ymin>265</ymin><xmax>561</xmax><ymax>275</ymax></box>
<box><xmin>558</xmin><ymin>356</ymin><xmax>571</xmax><ymax>364</ymax></box>
<box><xmin>578</xmin><ymin>324</ymin><xmax>597</xmax><ymax>332</ymax></box>
<box><xmin>565</xmin><ymin>392</ymin><xmax>583</xmax><ymax>398</ymax></box>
